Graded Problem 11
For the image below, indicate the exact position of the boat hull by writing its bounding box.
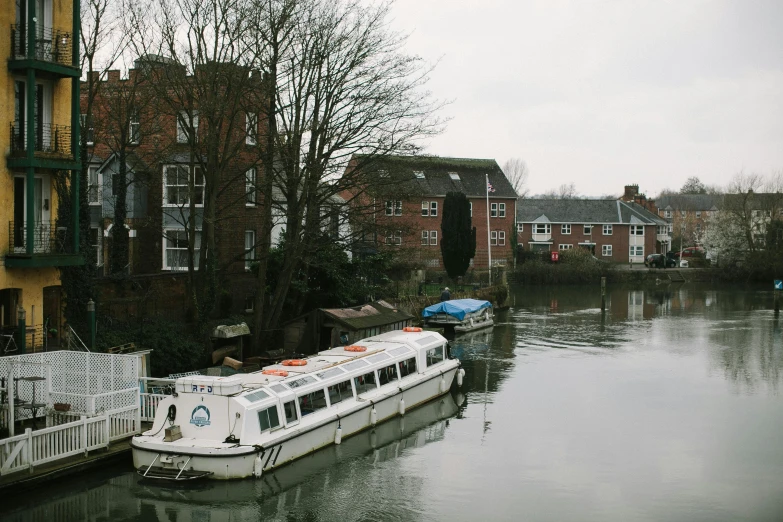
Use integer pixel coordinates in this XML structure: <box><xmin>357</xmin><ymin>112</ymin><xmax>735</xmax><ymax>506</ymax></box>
<box><xmin>132</xmin><ymin>364</ymin><xmax>459</xmax><ymax>480</ymax></box>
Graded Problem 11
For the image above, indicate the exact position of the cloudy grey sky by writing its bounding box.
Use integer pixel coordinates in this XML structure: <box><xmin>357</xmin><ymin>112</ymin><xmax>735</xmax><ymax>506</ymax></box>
<box><xmin>391</xmin><ymin>0</ymin><xmax>783</xmax><ymax>197</ymax></box>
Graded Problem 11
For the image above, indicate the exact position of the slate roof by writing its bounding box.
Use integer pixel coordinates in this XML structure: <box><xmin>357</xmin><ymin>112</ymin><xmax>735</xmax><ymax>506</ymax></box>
<box><xmin>362</xmin><ymin>155</ymin><xmax>517</xmax><ymax>199</ymax></box>
<box><xmin>517</xmin><ymin>199</ymin><xmax>665</xmax><ymax>225</ymax></box>
<box><xmin>656</xmin><ymin>194</ymin><xmax>723</xmax><ymax>211</ymax></box>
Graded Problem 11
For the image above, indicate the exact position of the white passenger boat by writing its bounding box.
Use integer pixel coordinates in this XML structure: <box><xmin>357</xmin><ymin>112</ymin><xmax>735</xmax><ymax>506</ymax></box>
<box><xmin>422</xmin><ymin>298</ymin><xmax>494</xmax><ymax>333</ymax></box>
<box><xmin>131</xmin><ymin>328</ymin><xmax>464</xmax><ymax>480</ymax></box>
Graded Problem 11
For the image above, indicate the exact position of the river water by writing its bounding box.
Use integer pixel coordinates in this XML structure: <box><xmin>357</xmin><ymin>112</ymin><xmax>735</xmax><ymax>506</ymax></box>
<box><xmin>4</xmin><ymin>284</ymin><xmax>783</xmax><ymax>522</ymax></box>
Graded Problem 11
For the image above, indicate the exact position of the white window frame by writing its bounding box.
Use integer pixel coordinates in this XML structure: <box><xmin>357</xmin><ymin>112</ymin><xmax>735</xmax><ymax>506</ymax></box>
<box><xmin>498</xmin><ymin>203</ymin><xmax>506</xmax><ymax>218</ymax></box>
<box><xmin>245</xmin><ymin>168</ymin><xmax>256</xmax><ymax>206</ymax></box>
<box><xmin>490</xmin><ymin>231</ymin><xmax>498</xmax><ymax>246</ymax></box>
<box><xmin>129</xmin><ymin>110</ymin><xmax>140</xmax><ymax>145</ymax></box>
<box><xmin>561</xmin><ymin>224</ymin><xmax>571</xmax><ymax>235</ymax></box>
<box><xmin>245</xmin><ymin>230</ymin><xmax>255</xmax><ymax>271</ymax></box>
<box><xmin>534</xmin><ymin>223</ymin><xmax>551</xmax><ymax>235</ymax></box>
<box><xmin>385</xmin><ymin>200</ymin><xmax>402</xmax><ymax>216</ymax></box>
<box><xmin>246</xmin><ymin>112</ymin><xmax>257</xmax><ymax>145</ymax></box>
<box><xmin>429</xmin><ymin>230</ymin><xmax>438</xmax><ymax>246</ymax></box>
<box><xmin>176</xmin><ymin>110</ymin><xmax>198</xmax><ymax>144</ymax></box>
<box><xmin>421</xmin><ymin>201</ymin><xmax>429</xmax><ymax>217</ymax></box>
<box><xmin>517</xmin><ymin>223</ymin><xmax>523</xmax><ymax>232</ymax></box>
<box><xmin>491</xmin><ymin>202</ymin><xmax>498</xmax><ymax>218</ymax></box>
<box><xmin>421</xmin><ymin>230</ymin><xmax>429</xmax><ymax>245</ymax></box>
<box><xmin>430</xmin><ymin>201</ymin><xmax>438</xmax><ymax>217</ymax></box>
<box><xmin>163</xmin><ymin>229</ymin><xmax>201</xmax><ymax>271</ymax></box>
<box><xmin>88</xmin><ymin>165</ymin><xmax>101</xmax><ymax>205</ymax></box>
<box><xmin>90</xmin><ymin>226</ymin><xmax>103</xmax><ymax>267</ymax></box>
<box><xmin>386</xmin><ymin>230</ymin><xmax>402</xmax><ymax>245</ymax></box>
<box><xmin>630</xmin><ymin>225</ymin><xmax>644</xmax><ymax>236</ymax></box>
<box><xmin>602</xmin><ymin>245</ymin><xmax>612</xmax><ymax>257</ymax></box>
<box><xmin>559</xmin><ymin>244</ymin><xmax>573</xmax><ymax>250</ymax></box>
<box><xmin>603</xmin><ymin>224</ymin><xmax>613</xmax><ymax>235</ymax></box>
<box><xmin>163</xmin><ymin>165</ymin><xmax>204</xmax><ymax>207</ymax></box>
<box><xmin>498</xmin><ymin>230</ymin><xmax>505</xmax><ymax>246</ymax></box>
<box><xmin>583</xmin><ymin>224</ymin><xmax>592</xmax><ymax>234</ymax></box>
<box><xmin>629</xmin><ymin>245</ymin><xmax>644</xmax><ymax>257</ymax></box>
<box><xmin>469</xmin><ymin>202</ymin><xmax>473</xmax><ymax>217</ymax></box>
<box><xmin>664</xmin><ymin>210</ymin><xmax>672</xmax><ymax>218</ymax></box>
<box><xmin>80</xmin><ymin>114</ymin><xmax>94</xmax><ymax>146</ymax></box>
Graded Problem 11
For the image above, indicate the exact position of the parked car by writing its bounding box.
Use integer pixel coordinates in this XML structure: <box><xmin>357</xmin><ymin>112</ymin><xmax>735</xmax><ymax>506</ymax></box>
<box><xmin>645</xmin><ymin>253</ymin><xmax>676</xmax><ymax>268</ymax></box>
<box><xmin>680</xmin><ymin>246</ymin><xmax>705</xmax><ymax>258</ymax></box>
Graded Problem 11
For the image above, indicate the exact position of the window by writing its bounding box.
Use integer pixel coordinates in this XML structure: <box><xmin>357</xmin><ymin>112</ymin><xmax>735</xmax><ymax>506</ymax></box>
<box><xmin>490</xmin><ymin>231</ymin><xmax>497</xmax><ymax>246</ymax></box>
<box><xmin>245</xmin><ymin>230</ymin><xmax>255</xmax><ymax>271</ymax></box>
<box><xmin>327</xmin><ymin>381</ymin><xmax>352</xmax><ymax>406</ymax></box>
<box><xmin>680</xmin><ymin>210</ymin><xmax>686</xmax><ymax>217</ymax></box>
<box><xmin>517</xmin><ymin>223</ymin><xmax>523</xmax><ymax>232</ymax></box>
<box><xmin>377</xmin><ymin>364</ymin><xmax>398</xmax><ymax>385</ymax></box>
<box><xmin>664</xmin><ymin>210</ymin><xmax>672</xmax><ymax>218</ymax></box>
<box><xmin>399</xmin><ymin>357</ymin><xmax>417</xmax><ymax>377</ymax></box>
<box><xmin>449</xmin><ymin>172</ymin><xmax>460</xmax><ymax>181</ymax></box>
<box><xmin>421</xmin><ymin>230</ymin><xmax>429</xmax><ymax>245</ymax></box>
<box><xmin>164</xmin><ymin>230</ymin><xmax>201</xmax><ymax>270</ymax></box>
<box><xmin>80</xmin><ymin>114</ymin><xmax>94</xmax><ymax>146</ymax></box>
<box><xmin>533</xmin><ymin>223</ymin><xmax>551</xmax><ymax>235</ymax></box>
<box><xmin>353</xmin><ymin>372</ymin><xmax>377</xmax><ymax>395</ymax></box>
<box><xmin>498</xmin><ymin>203</ymin><xmax>506</xmax><ymax>218</ymax></box>
<box><xmin>559</xmin><ymin>244</ymin><xmax>573</xmax><ymax>250</ymax></box>
<box><xmin>498</xmin><ymin>231</ymin><xmax>505</xmax><ymax>246</ymax></box>
<box><xmin>421</xmin><ymin>201</ymin><xmax>437</xmax><ymax>217</ymax></box>
<box><xmin>429</xmin><ymin>230</ymin><xmax>437</xmax><ymax>245</ymax></box>
<box><xmin>283</xmin><ymin>400</ymin><xmax>298</xmax><ymax>424</ymax></box>
<box><xmin>129</xmin><ymin>110</ymin><xmax>140</xmax><ymax>144</ymax></box>
<box><xmin>385</xmin><ymin>231</ymin><xmax>402</xmax><ymax>245</ymax></box>
<box><xmin>90</xmin><ymin>226</ymin><xmax>103</xmax><ymax>267</ymax></box>
<box><xmin>629</xmin><ymin>245</ymin><xmax>644</xmax><ymax>257</ymax></box>
<box><xmin>163</xmin><ymin>166</ymin><xmax>204</xmax><ymax>206</ymax></box>
<box><xmin>695</xmin><ymin>211</ymin><xmax>701</xmax><ymax>218</ymax></box>
<box><xmin>426</xmin><ymin>346</ymin><xmax>445</xmax><ymax>367</ymax></box>
<box><xmin>583</xmin><ymin>225</ymin><xmax>592</xmax><ymax>234</ymax></box>
<box><xmin>88</xmin><ymin>166</ymin><xmax>100</xmax><ymax>204</ymax></box>
<box><xmin>491</xmin><ymin>203</ymin><xmax>497</xmax><ymax>218</ymax></box>
<box><xmin>257</xmin><ymin>405</ymin><xmax>280</xmax><ymax>432</ymax></box>
<box><xmin>245</xmin><ymin>168</ymin><xmax>256</xmax><ymax>205</ymax></box>
<box><xmin>246</xmin><ymin>112</ymin><xmax>257</xmax><ymax>145</ymax></box>
<box><xmin>602</xmin><ymin>245</ymin><xmax>612</xmax><ymax>257</ymax></box>
<box><xmin>603</xmin><ymin>224</ymin><xmax>613</xmax><ymax>235</ymax></box>
<box><xmin>385</xmin><ymin>200</ymin><xmax>402</xmax><ymax>216</ymax></box>
<box><xmin>176</xmin><ymin>110</ymin><xmax>198</xmax><ymax>143</ymax></box>
<box><xmin>630</xmin><ymin>225</ymin><xmax>644</xmax><ymax>236</ymax></box>
<box><xmin>469</xmin><ymin>202</ymin><xmax>473</xmax><ymax>217</ymax></box>
<box><xmin>561</xmin><ymin>224</ymin><xmax>571</xmax><ymax>234</ymax></box>
<box><xmin>298</xmin><ymin>389</ymin><xmax>327</xmax><ymax>416</ymax></box>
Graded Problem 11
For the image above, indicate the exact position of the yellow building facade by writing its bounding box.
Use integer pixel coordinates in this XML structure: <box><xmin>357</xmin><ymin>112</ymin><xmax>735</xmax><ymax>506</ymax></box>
<box><xmin>1</xmin><ymin>0</ymin><xmax>81</xmax><ymax>351</ymax></box>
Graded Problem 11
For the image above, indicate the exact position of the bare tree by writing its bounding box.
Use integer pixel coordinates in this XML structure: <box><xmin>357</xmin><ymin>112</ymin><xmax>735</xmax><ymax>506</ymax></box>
<box><xmin>502</xmin><ymin>158</ymin><xmax>529</xmax><ymax>198</ymax></box>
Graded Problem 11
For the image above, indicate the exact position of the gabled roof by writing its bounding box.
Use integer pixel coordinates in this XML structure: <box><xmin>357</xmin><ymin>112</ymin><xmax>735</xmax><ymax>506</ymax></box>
<box><xmin>656</xmin><ymin>194</ymin><xmax>723</xmax><ymax>211</ymax></box>
<box><xmin>517</xmin><ymin>199</ymin><xmax>665</xmax><ymax>225</ymax></box>
<box><xmin>97</xmin><ymin>151</ymin><xmax>150</xmax><ymax>173</ymax></box>
<box><xmin>318</xmin><ymin>300</ymin><xmax>413</xmax><ymax>330</ymax></box>
<box><xmin>359</xmin><ymin>155</ymin><xmax>517</xmax><ymax>199</ymax></box>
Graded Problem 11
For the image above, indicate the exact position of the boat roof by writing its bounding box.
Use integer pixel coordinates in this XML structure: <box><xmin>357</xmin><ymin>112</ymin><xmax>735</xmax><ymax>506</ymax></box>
<box><xmin>422</xmin><ymin>299</ymin><xmax>492</xmax><ymax>320</ymax></box>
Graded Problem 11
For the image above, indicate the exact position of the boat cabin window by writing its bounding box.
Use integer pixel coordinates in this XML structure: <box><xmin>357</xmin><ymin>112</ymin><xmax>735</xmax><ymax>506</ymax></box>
<box><xmin>244</xmin><ymin>389</ymin><xmax>270</xmax><ymax>403</ymax></box>
<box><xmin>399</xmin><ymin>357</ymin><xmax>417</xmax><ymax>377</ymax></box>
<box><xmin>258</xmin><ymin>405</ymin><xmax>280</xmax><ymax>432</ymax></box>
<box><xmin>426</xmin><ymin>345</ymin><xmax>445</xmax><ymax>367</ymax></box>
<box><xmin>287</xmin><ymin>376</ymin><xmax>317</xmax><ymax>389</ymax></box>
<box><xmin>317</xmin><ymin>367</ymin><xmax>345</xmax><ymax>380</ymax></box>
<box><xmin>283</xmin><ymin>400</ymin><xmax>298</xmax><ymax>424</ymax></box>
<box><xmin>270</xmin><ymin>384</ymin><xmax>287</xmax><ymax>394</ymax></box>
<box><xmin>353</xmin><ymin>372</ymin><xmax>377</xmax><ymax>395</ymax></box>
<box><xmin>298</xmin><ymin>389</ymin><xmax>327</xmax><ymax>416</ymax></box>
<box><xmin>328</xmin><ymin>380</ymin><xmax>352</xmax><ymax>406</ymax></box>
<box><xmin>343</xmin><ymin>359</ymin><xmax>369</xmax><ymax>372</ymax></box>
<box><xmin>378</xmin><ymin>363</ymin><xmax>398</xmax><ymax>385</ymax></box>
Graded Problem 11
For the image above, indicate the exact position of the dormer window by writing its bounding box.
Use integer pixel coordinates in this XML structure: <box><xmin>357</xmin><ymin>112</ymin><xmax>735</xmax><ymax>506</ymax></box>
<box><xmin>448</xmin><ymin>172</ymin><xmax>460</xmax><ymax>181</ymax></box>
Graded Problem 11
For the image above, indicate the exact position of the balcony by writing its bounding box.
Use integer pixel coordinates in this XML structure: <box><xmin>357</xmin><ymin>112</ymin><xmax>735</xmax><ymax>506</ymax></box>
<box><xmin>8</xmin><ymin>122</ymin><xmax>77</xmax><ymax>170</ymax></box>
<box><xmin>9</xmin><ymin>24</ymin><xmax>79</xmax><ymax>78</ymax></box>
<box><xmin>5</xmin><ymin>221</ymin><xmax>83</xmax><ymax>268</ymax></box>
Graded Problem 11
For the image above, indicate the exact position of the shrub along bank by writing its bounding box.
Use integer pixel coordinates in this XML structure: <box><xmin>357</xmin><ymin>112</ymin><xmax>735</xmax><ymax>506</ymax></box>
<box><xmin>510</xmin><ymin>248</ymin><xmax>615</xmax><ymax>285</ymax></box>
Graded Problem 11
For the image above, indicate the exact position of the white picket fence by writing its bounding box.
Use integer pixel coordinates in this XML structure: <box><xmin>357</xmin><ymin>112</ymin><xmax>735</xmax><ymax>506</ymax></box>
<box><xmin>0</xmin><ymin>403</ymin><xmax>141</xmax><ymax>476</ymax></box>
<box><xmin>139</xmin><ymin>393</ymin><xmax>167</xmax><ymax>422</ymax></box>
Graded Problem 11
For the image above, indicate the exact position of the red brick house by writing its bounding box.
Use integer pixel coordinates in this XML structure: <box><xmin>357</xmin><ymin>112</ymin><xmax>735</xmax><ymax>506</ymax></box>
<box><xmin>343</xmin><ymin>155</ymin><xmax>518</xmax><ymax>271</ymax></box>
<box><xmin>515</xmin><ymin>199</ymin><xmax>669</xmax><ymax>263</ymax></box>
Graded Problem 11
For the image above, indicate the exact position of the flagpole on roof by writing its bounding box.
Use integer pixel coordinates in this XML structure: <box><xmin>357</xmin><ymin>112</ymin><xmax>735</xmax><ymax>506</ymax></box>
<box><xmin>486</xmin><ymin>173</ymin><xmax>492</xmax><ymax>286</ymax></box>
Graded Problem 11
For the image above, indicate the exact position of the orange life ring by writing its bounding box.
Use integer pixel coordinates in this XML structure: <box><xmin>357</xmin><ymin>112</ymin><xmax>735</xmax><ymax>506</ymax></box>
<box><xmin>262</xmin><ymin>369</ymin><xmax>289</xmax><ymax>377</ymax></box>
<box><xmin>403</xmin><ymin>327</ymin><xmax>422</xmax><ymax>332</ymax></box>
<box><xmin>282</xmin><ymin>359</ymin><xmax>308</xmax><ymax>367</ymax></box>
<box><xmin>345</xmin><ymin>345</ymin><xmax>367</xmax><ymax>352</ymax></box>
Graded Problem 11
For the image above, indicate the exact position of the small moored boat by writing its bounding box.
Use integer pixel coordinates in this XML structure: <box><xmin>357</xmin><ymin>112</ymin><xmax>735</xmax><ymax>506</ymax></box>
<box><xmin>422</xmin><ymin>298</ymin><xmax>494</xmax><ymax>333</ymax></box>
<box><xmin>131</xmin><ymin>328</ymin><xmax>464</xmax><ymax>480</ymax></box>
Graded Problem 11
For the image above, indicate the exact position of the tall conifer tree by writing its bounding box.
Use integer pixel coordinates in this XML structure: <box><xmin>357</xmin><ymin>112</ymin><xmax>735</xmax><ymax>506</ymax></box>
<box><xmin>440</xmin><ymin>192</ymin><xmax>476</xmax><ymax>279</ymax></box>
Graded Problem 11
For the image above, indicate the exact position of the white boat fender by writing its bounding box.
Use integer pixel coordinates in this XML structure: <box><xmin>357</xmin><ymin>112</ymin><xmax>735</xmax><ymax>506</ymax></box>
<box><xmin>439</xmin><ymin>373</ymin><xmax>447</xmax><ymax>393</ymax></box>
<box><xmin>457</xmin><ymin>368</ymin><xmax>465</xmax><ymax>387</ymax></box>
<box><xmin>335</xmin><ymin>418</ymin><xmax>343</xmax><ymax>445</ymax></box>
<box><xmin>455</xmin><ymin>392</ymin><xmax>465</xmax><ymax>407</ymax></box>
<box><xmin>252</xmin><ymin>445</ymin><xmax>265</xmax><ymax>478</ymax></box>
<box><xmin>370</xmin><ymin>402</ymin><xmax>378</xmax><ymax>426</ymax></box>
<box><xmin>399</xmin><ymin>397</ymin><xmax>406</xmax><ymax>416</ymax></box>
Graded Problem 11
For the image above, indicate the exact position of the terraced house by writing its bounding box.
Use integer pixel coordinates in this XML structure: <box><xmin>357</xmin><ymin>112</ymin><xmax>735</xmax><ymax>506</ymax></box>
<box><xmin>2</xmin><ymin>0</ymin><xmax>82</xmax><ymax>350</ymax></box>
<box><xmin>515</xmin><ymin>199</ymin><xmax>670</xmax><ymax>263</ymax></box>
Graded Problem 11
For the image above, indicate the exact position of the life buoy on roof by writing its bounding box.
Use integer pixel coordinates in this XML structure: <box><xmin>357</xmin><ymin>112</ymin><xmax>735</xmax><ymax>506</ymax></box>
<box><xmin>281</xmin><ymin>359</ymin><xmax>307</xmax><ymax>367</ymax></box>
<box><xmin>262</xmin><ymin>369</ymin><xmax>289</xmax><ymax>377</ymax></box>
<box><xmin>345</xmin><ymin>345</ymin><xmax>367</xmax><ymax>352</ymax></box>
<box><xmin>403</xmin><ymin>327</ymin><xmax>422</xmax><ymax>332</ymax></box>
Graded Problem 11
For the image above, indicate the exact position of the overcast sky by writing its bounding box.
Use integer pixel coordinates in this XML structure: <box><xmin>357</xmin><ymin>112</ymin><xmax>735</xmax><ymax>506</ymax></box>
<box><xmin>390</xmin><ymin>0</ymin><xmax>783</xmax><ymax>197</ymax></box>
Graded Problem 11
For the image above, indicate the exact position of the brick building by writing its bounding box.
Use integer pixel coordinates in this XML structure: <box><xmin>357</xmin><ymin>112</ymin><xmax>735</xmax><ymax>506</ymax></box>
<box><xmin>81</xmin><ymin>58</ymin><xmax>277</xmax><ymax>281</ymax></box>
<box><xmin>343</xmin><ymin>155</ymin><xmax>517</xmax><ymax>272</ymax></box>
<box><xmin>516</xmin><ymin>199</ymin><xmax>669</xmax><ymax>263</ymax></box>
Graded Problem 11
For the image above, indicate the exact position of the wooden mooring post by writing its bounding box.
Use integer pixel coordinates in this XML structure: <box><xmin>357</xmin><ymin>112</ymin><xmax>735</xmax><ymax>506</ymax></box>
<box><xmin>601</xmin><ymin>277</ymin><xmax>606</xmax><ymax>312</ymax></box>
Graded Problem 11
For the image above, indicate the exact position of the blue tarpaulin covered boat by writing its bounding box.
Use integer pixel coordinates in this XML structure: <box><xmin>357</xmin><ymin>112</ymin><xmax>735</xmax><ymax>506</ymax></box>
<box><xmin>422</xmin><ymin>299</ymin><xmax>494</xmax><ymax>332</ymax></box>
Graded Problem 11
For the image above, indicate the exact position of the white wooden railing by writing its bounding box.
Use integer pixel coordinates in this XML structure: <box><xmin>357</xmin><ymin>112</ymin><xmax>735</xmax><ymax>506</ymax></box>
<box><xmin>140</xmin><ymin>393</ymin><xmax>167</xmax><ymax>422</ymax></box>
<box><xmin>0</xmin><ymin>404</ymin><xmax>140</xmax><ymax>476</ymax></box>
